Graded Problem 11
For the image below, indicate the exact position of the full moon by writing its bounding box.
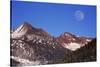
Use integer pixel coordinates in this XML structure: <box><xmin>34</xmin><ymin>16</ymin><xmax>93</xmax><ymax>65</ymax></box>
<box><xmin>75</xmin><ymin>10</ymin><xmax>84</xmax><ymax>21</ymax></box>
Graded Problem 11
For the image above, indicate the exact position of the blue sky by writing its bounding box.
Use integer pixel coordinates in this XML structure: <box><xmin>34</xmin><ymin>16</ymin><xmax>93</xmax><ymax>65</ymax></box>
<box><xmin>11</xmin><ymin>1</ymin><xmax>96</xmax><ymax>37</ymax></box>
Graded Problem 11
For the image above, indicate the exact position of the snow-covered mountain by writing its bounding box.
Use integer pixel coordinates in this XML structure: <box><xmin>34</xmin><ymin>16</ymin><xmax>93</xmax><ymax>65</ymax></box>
<box><xmin>56</xmin><ymin>32</ymin><xmax>92</xmax><ymax>51</ymax></box>
<box><xmin>11</xmin><ymin>22</ymin><xmax>35</xmax><ymax>39</ymax></box>
<box><xmin>10</xmin><ymin>22</ymin><xmax>95</xmax><ymax>66</ymax></box>
<box><xmin>11</xmin><ymin>22</ymin><xmax>72</xmax><ymax>66</ymax></box>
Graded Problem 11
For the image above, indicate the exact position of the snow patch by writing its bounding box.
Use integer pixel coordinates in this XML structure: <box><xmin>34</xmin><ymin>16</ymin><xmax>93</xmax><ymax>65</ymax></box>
<box><xmin>63</xmin><ymin>43</ymin><xmax>82</xmax><ymax>51</ymax></box>
<box><xmin>86</xmin><ymin>39</ymin><xmax>92</xmax><ymax>42</ymax></box>
<box><xmin>11</xmin><ymin>56</ymin><xmax>41</xmax><ymax>65</ymax></box>
<box><xmin>11</xmin><ymin>24</ymin><xmax>28</xmax><ymax>39</ymax></box>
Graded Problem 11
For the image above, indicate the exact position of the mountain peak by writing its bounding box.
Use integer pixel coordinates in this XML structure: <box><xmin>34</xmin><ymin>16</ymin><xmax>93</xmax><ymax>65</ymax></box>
<box><xmin>21</xmin><ymin>22</ymin><xmax>34</xmax><ymax>29</ymax></box>
<box><xmin>11</xmin><ymin>22</ymin><xmax>35</xmax><ymax>39</ymax></box>
<box><xmin>23</xmin><ymin>22</ymin><xmax>31</xmax><ymax>26</ymax></box>
<box><xmin>56</xmin><ymin>32</ymin><xmax>92</xmax><ymax>51</ymax></box>
<box><xmin>63</xmin><ymin>32</ymin><xmax>75</xmax><ymax>37</ymax></box>
<box><xmin>58</xmin><ymin>32</ymin><xmax>77</xmax><ymax>41</ymax></box>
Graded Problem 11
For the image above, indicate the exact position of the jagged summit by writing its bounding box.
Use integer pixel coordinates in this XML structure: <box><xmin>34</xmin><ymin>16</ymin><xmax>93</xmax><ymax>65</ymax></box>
<box><xmin>11</xmin><ymin>22</ymin><xmax>52</xmax><ymax>39</ymax></box>
<box><xmin>56</xmin><ymin>32</ymin><xmax>92</xmax><ymax>51</ymax></box>
<box><xmin>60</xmin><ymin>32</ymin><xmax>77</xmax><ymax>38</ymax></box>
<box><xmin>19</xmin><ymin>22</ymin><xmax>35</xmax><ymax>30</ymax></box>
<box><xmin>11</xmin><ymin>22</ymin><xmax>35</xmax><ymax>39</ymax></box>
<box><xmin>22</xmin><ymin>22</ymin><xmax>33</xmax><ymax>28</ymax></box>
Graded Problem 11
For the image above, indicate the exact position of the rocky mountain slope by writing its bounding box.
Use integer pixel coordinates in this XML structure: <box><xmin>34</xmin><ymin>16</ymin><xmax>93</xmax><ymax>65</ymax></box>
<box><xmin>10</xmin><ymin>22</ymin><xmax>96</xmax><ymax>66</ymax></box>
<box><xmin>56</xmin><ymin>32</ymin><xmax>92</xmax><ymax>51</ymax></box>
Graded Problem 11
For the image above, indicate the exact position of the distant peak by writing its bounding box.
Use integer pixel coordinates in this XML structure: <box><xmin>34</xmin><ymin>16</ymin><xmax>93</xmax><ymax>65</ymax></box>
<box><xmin>64</xmin><ymin>32</ymin><xmax>73</xmax><ymax>35</ymax></box>
<box><xmin>60</xmin><ymin>32</ymin><xmax>76</xmax><ymax>38</ymax></box>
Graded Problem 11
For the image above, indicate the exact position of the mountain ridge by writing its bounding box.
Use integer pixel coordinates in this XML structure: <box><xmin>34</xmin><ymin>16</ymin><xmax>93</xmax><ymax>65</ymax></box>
<box><xmin>11</xmin><ymin>22</ymin><xmax>96</xmax><ymax>66</ymax></box>
<box><xmin>11</xmin><ymin>22</ymin><xmax>93</xmax><ymax>51</ymax></box>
